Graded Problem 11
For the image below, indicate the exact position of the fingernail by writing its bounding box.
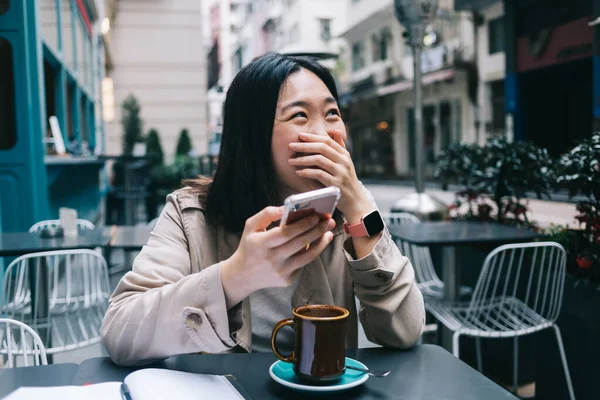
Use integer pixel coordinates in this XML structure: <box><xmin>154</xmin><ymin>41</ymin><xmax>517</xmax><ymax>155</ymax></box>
<box><xmin>327</xmin><ymin>219</ymin><xmax>335</xmax><ymax>229</ymax></box>
<box><xmin>289</xmin><ymin>143</ymin><xmax>299</xmax><ymax>149</ymax></box>
<box><xmin>298</xmin><ymin>132</ymin><xmax>308</xmax><ymax>138</ymax></box>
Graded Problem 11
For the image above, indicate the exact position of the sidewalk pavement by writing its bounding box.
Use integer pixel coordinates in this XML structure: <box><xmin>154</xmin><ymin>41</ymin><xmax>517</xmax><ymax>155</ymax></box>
<box><xmin>363</xmin><ymin>182</ymin><xmax>578</xmax><ymax>229</ymax></box>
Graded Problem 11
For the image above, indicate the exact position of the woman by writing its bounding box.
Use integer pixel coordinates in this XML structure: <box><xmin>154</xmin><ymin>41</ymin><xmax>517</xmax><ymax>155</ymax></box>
<box><xmin>101</xmin><ymin>53</ymin><xmax>425</xmax><ymax>366</ymax></box>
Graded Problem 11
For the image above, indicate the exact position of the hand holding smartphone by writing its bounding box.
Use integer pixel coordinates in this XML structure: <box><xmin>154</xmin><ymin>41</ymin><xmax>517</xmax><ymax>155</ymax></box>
<box><xmin>280</xmin><ymin>186</ymin><xmax>341</xmax><ymax>226</ymax></box>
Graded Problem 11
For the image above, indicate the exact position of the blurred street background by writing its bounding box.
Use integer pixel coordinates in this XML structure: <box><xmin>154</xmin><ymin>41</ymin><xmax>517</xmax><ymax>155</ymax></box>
<box><xmin>1</xmin><ymin>0</ymin><xmax>600</xmax><ymax>398</ymax></box>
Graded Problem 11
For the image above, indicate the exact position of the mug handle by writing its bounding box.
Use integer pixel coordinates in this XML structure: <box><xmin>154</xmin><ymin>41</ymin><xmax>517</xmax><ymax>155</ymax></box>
<box><xmin>271</xmin><ymin>318</ymin><xmax>295</xmax><ymax>363</ymax></box>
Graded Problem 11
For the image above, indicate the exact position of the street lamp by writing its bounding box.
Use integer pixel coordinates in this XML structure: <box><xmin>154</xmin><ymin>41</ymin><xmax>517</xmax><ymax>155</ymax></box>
<box><xmin>391</xmin><ymin>0</ymin><xmax>448</xmax><ymax>220</ymax></box>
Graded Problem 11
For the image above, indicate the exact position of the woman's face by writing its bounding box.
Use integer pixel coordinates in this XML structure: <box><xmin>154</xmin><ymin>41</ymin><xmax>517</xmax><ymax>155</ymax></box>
<box><xmin>272</xmin><ymin>69</ymin><xmax>346</xmax><ymax>198</ymax></box>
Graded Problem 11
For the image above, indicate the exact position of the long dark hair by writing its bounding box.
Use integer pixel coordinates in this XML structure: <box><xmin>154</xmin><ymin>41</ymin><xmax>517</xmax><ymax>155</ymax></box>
<box><xmin>188</xmin><ymin>53</ymin><xmax>339</xmax><ymax>233</ymax></box>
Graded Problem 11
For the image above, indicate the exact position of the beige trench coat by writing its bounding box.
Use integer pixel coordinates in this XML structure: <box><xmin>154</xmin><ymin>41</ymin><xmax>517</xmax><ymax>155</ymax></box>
<box><xmin>101</xmin><ymin>188</ymin><xmax>425</xmax><ymax>366</ymax></box>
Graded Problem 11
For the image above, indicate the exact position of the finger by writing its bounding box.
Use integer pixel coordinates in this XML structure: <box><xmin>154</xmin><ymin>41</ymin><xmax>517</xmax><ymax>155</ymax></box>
<box><xmin>276</xmin><ymin>218</ymin><xmax>335</xmax><ymax>257</ymax></box>
<box><xmin>331</xmin><ymin>130</ymin><xmax>346</xmax><ymax>149</ymax></box>
<box><xmin>245</xmin><ymin>206</ymin><xmax>285</xmax><ymax>232</ymax></box>
<box><xmin>295</xmin><ymin>168</ymin><xmax>336</xmax><ymax>186</ymax></box>
<box><xmin>288</xmin><ymin>154</ymin><xmax>338</xmax><ymax>174</ymax></box>
<box><xmin>261</xmin><ymin>214</ymin><xmax>320</xmax><ymax>248</ymax></box>
<box><xmin>289</xmin><ymin>142</ymin><xmax>342</xmax><ymax>162</ymax></box>
<box><xmin>298</xmin><ymin>132</ymin><xmax>346</xmax><ymax>154</ymax></box>
<box><xmin>284</xmin><ymin>231</ymin><xmax>335</xmax><ymax>272</ymax></box>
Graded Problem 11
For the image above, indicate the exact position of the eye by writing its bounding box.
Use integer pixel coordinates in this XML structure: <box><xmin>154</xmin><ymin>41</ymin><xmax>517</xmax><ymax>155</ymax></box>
<box><xmin>291</xmin><ymin>111</ymin><xmax>308</xmax><ymax>120</ymax></box>
<box><xmin>326</xmin><ymin>109</ymin><xmax>340</xmax><ymax>118</ymax></box>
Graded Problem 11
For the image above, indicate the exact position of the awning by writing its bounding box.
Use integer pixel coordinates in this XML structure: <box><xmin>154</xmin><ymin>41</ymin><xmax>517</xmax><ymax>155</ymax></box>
<box><xmin>341</xmin><ymin>68</ymin><xmax>456</xmax><ymax>105</ymax></box>
<box><xmin>376</xmin><ymin>68</ymin><xmax>456</xmax><ymax>97</ymax></box>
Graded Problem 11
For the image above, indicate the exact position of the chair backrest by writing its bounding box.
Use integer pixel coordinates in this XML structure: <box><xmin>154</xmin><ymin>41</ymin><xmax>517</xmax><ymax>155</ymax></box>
<box><xmin>0</xmin><ymin>318</ymin><xmax>48</xmax><ymax>368</ymax></box>
<box><xmin>468</xmin><ymin>241</ymin><xmax>567</xmax><ymax>324</ymax></box>
<box><xmin>384</xmin><ymin>212</ymin><xmax>440</xmax><ymax>285</ymax></box>
<box><xmin>382</xmin><ymin>212</ymin><xmax>420</xmax><ymax>226</ymax></box>
<box><xmin>1</xmin><ymin>250</ymin><xmax>111</xmax><ymax>354</ymax></box>
<box><xmin>29</xmin><ymin>219</ymin><xmax>95</xmax><ymax>233</ymax></box>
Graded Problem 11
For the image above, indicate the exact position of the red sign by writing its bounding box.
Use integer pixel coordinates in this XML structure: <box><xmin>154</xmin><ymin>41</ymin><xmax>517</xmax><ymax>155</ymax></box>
<box><xmin>517</xmin><ymin>17</ymin><xmax>593</xmax><ymax>73</ymax></box>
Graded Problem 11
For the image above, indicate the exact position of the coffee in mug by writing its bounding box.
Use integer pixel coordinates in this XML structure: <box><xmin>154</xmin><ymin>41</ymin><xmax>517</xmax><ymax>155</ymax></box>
<box><xmin>271</xmin><ymin>305</ymin><xmax>349</xmax><ymax>383</ymax></box>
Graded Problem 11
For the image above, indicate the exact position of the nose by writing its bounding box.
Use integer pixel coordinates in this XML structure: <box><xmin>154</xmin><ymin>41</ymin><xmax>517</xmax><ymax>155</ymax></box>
<box><xmin>306</xmin><ymin>121</ymin><xmax>330</xmax><ymax>138</ymax></box>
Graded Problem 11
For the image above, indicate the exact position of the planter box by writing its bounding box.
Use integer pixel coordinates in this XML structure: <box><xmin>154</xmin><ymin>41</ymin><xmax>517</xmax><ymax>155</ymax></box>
<box><xmin>535</xmin><ymin>274</ymin><xmax>600</xmax><ymax>400</ymax></box>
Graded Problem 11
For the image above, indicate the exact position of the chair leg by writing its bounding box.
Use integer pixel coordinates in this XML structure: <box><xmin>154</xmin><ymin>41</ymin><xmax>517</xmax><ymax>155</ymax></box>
<box><xmin>452</xmin><ymin>331</ymin><xmax>461</xmax><ymax>358</ymax></box>
<box><xmin>513</xmin><ymin>336</ymin><xmax>519</xmax><ymax>393</ymax></box>
<box><xmin>475</xmin><ymin>337</ymin><xmax>483</xmax><ymax>373</ymax></box>
<box><xmin>552</xmin><ymin>325</ymin><xmax>576</xmax><ymax>400</ymax></box>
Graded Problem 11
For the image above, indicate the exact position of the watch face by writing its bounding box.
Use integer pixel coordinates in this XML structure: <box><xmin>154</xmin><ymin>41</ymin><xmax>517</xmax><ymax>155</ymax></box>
<box><xmin>363</xmin><ymin>210</ymin><xmax>385</xmax><ymax>236</ymax></box>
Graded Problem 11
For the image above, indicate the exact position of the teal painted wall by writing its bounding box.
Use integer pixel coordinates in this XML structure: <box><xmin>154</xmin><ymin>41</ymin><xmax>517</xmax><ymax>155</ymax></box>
<box><xmin>0</xmin><ymin>0</ymin><xmax>50</xmax><ymax>232</ymax></box>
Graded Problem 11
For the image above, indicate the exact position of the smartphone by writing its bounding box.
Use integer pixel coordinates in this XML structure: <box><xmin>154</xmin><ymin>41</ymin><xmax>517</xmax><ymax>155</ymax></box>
<box><xmin>280</xmin><ymin>186</ymin><xmax>341</xmax><ymax>226</ymax></box>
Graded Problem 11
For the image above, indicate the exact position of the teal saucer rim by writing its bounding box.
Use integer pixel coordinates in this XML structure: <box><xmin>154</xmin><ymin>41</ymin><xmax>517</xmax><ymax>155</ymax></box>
<box><xmin>268</xmin><ymin>357</ymin><xmax>369</xmax><ymax>392</ymax></box>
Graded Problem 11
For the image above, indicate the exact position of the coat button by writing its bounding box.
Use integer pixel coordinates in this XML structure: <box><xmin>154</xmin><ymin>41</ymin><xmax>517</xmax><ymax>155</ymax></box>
<box><xmin>375</xmin><ymin>272</ymin><xmax>390</xmax><ymax>283</ymax></box>
<box><xmin>186</xmin><ymin>314</ymin><xmax>202</xmax><ymax>329</ymax></box>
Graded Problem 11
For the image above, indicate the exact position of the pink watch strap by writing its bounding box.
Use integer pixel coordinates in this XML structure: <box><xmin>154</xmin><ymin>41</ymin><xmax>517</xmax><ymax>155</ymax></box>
<box><xmin>343</xmin><ymin>220</ymin><xmax>369</xmax><ymax>237</ymax></box>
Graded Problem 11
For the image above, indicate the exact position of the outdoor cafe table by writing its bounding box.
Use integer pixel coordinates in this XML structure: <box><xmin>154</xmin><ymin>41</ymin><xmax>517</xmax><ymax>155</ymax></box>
<box><xmin>0</xmin><ymin>345</ymin><xmax>518</xmax><ymax>399</ymax></box>
<box><xmin>0</xmin><ymin>228</ymin><xmax>110</xmax><ymax>257</ymax></box>
<box><xmin>103</xmin><ymin>225</ymin><xmax>152</xmax><ymax>271</ymax></box>
<box><xmin>104</xmin><ymin>225</ymin><xmax>152</xmax><ymax>251</ymax></box>
<box><xmin>0</xmin><ymin>363</ymin><xmax>79</xmax><ymax>398</ymax></box>
<box><xmin>388</xmin><ymin>221</ymin><xmax>542</xmax><ymax>350</ymax></box>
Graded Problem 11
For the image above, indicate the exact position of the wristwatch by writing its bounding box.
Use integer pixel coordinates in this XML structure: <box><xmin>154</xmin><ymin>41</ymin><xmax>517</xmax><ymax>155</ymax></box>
<box><xmin>343</xmin><ymin>210</ymin><xmax>385</xmax><ymax>238</ymax></box>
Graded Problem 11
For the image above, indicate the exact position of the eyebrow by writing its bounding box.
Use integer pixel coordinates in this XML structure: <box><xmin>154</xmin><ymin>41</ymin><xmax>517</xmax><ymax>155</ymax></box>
<box><xmin>280</xmin><ymin>97</ymin><xmax>338</xmax><ymax>114</ymax></box>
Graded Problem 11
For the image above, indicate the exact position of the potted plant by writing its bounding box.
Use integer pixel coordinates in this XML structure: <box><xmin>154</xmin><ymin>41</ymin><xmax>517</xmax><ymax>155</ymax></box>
<box><xmin>435</xmin><ymin>137</ymin><xmax>554</xmax><ymax>230</ymax></box>
<box><xmin>434</xmin><ymin>137</ymin><xmax>555</xmax><ymax>387</ymax></box>
<box><xmin>535</xmin><ymin>133</ymin><xmax>600</xmax><ymax>400</ymax></box>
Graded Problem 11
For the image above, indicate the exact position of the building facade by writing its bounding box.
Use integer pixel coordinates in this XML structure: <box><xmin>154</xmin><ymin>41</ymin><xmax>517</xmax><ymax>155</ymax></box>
<box><xmin>462</xmin><ymin>0</ymin><xmax>598</xmax><ymax>157</ymax></box>
<box><xmin>0</xmin><ymin>0</ymin><xmax>106</xmax><ymax>231</ymax></box>
<box><xmin>103</xmin><ymin>0</ymin><xmax>208</xmax><ymax>161</ymax></box>
<box><xmin>339</xmin><ymin>0</ymin><xmax>477</xmax><ymax>178</ymax></box>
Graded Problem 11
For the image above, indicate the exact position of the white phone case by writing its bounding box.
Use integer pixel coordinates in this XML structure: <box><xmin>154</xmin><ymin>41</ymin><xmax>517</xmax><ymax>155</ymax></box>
<box><xmin>281</xmin><ymin>186</ymin><xmax>341</xmax><ymax>226</ymax></box>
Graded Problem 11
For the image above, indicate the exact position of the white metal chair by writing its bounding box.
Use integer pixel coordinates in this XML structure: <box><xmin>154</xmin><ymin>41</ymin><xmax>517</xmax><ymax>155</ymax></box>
<box><xmin>384</xmin><ymin>212</ymin><xmax>472</xmax><ymax>299</ymax></box>
<box><xmin>29</xmin><ymin>219</ymin><xmax>95</xmax><ymax>233</ymax></box>
<box><xmin>0</xmin><ymin>318</ymin><xmax>48</xmax><ymax>368</ymax></box>
<box><xmin>1</xmin><ymin>250</ymin><xmax>111</xmax><ymax>354</ymax></box>
<box><xmin>426</xmin><ymin>242</ymin><xmax>575</xmax><ymax>399</ymax></box>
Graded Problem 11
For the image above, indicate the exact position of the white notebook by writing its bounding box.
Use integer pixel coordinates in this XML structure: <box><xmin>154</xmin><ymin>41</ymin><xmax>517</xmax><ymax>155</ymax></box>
<box><xmin>5</xmin><ymin>368</ymin><xmax>248</xmax><ymax>400</ymax></box>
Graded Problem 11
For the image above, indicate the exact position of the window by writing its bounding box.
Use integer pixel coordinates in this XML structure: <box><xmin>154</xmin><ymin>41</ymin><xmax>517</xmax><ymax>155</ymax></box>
<box><xmin>41</xmin><ymin>0</ymin><xmax>59</xmax><ymax>52</ymax></box>
<box><xmin>288</xmin><ymin>24</ymin><xmax>299</xmax><ymax>45</ymax></box>
<box><xmin>380</xmin><ymin>28</ymin><xmax>391</xmax><ymax>61</ymax></box>
<box><xmin>371</xmin><ymin>34</ymin><xmax>380</xmax><ymax>62</ymax></box>
<box><xmin>0</xmin><ymin>37</ymin><xmax>16</xmax><ymax>150</ymax></box>
<box><xmin>351</xmin><ymin>41</ymin><xmax>365</xmax><ymax>71</ymax></box>
<box><xmin>66</xmin><ymin>82</ymin><xmax>74</xmax><ymax>139</ymax></box>
<box><xmin>0</xmin><ymin>0</ymin><xmax>9</xmax><ymax>15</ymax></box>
<box><xmin>488</xmin><ymin>17</ymin><xmax>505</xmax><ymax>54</ymax></box>
<box><xmin>490</xmin><ymin>80</ymin><xmax>505</xmax><ymax>135</ymax></box>
<box><xmin>43</xmin><ymin>60</ymin><xmax>57</xmax><ymax>142</ymax></box>
<box><xmin>80</xmin><ymin>95</ymin><xmax>87</xmax><ymax>142</ymax></box>
<box><xmin>234</xmin><ymin>47</ymin><xmax>243</xmax><ymax>73</ymax></box>
<box><xmin>59</xmin><ymin>0</ymin><xmax>76</xmax><ymax>72</ymax></box>
<box><xmin>102</xmin><ymin>77</ymin><xmax>115</xmax><ymax>122</ymax></box>
<box><xmin>372</xmin><ymin>28</ymin><xmax>391</xmax><ymax>62</ymax></box>
<box><xmin>320</xmin><ymin>18</ymin><xmax>331</xmax><ymax>42</ymax></box>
